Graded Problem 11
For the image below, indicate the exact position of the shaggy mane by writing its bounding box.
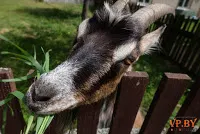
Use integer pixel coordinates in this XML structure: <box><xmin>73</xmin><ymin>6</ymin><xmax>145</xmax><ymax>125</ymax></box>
<box><xmin>88</xmin><ymin>2</ymin><xmax>143</xmax><ymax>42</ymax></box>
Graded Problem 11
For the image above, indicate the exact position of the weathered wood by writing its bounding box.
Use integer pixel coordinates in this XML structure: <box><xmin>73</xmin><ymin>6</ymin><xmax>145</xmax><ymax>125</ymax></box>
<box><xmin>168</xmin><ymin>16</ymin><xmax>185</xmax><ymax>56</ymax></box>
<box><xmin>175</xmin><ymin>17</ymin><xmax>193</xmax><ymax>62</ymax></box>
<box><xmin>139</xmin><ymin>73</ymin><xmax>191</xmax><ymax>134</ymax></box>
<box><xmin>167</xmin><ymin>76</ymin><xmax>200</xmax><ymax>134</ymax></box>
<box><xmin>77</xmin><ymin>100</ymin><xmax>103</xmax><ymax>134</ymax></box>
<box><xmin>161</xmin><ymin>15</ymin><xmax>175</xmax><ymax>54</ymax></box>
<box><xmin>178</xmin><ymin>38</ymin><xmax>191</xmax><ymax>64</ymax></box>
<box><xmin>0</xmin><ymin>68</ymin><xmax>25</xmax><ymax>134</ymax></box>
<box><xmin>177</xmin><ymin>38</ymin><xmax>191</xmax><ymax>63</ymax></box>
<box><xmin>184</xmin><ymin>24</ymin><xmax>200</xmax><ymax>70</ymax></box>
<box><xmin>181</xmin><ymin>23</ymin><xmax>200</xmax><ymax>66</ymax></box>
<box><xmin>109</xmin><ymin>72</ymin><xmax>149</xmax><ymax>134</ymax></box>
<box><xmin>189</xmin><ymin>47</ymin><xmax>200</xmax><ymax>72</ymax></box>
<box><xmin>172</xmin><ymin>17</ymin><xmax>191</xmax><ymax>61</ymax></box>
<box><xmin>189</xmin><ymin>36</ymin><xmax>200</xmax><ymax>74</ymax></box>
<box><xmin>173</xmin><ymin>36</ymin><xmax>185</xmax><ymax>61</ymax></box>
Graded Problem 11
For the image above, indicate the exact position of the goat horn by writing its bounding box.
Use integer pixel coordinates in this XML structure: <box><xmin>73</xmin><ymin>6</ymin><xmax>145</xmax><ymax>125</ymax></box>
<box><xmin>112</xmin><ymin>0</ymin><xmax>129</xmax><ymax>12</ymax></box>
<box><xmin>132</xmin><ymin>4</ymin><xmax>175</xmax><ymax>30</ymax></box>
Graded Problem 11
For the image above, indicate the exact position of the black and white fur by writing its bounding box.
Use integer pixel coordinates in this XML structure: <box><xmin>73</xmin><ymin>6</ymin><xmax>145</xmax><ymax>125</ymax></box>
<box><xmin>25</xmin><ymin>1</ymin><xmax>172</xmax><ymax>133</ymax></box>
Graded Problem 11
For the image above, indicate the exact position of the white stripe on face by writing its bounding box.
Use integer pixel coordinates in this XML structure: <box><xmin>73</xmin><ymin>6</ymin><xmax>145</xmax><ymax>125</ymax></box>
<box><xmin>104</xmin><ymin>2</ymin><xmax>116</xmax><ymax>23</ymax></box>
<box><xmin>42</xmin><ymin>61</ymin><xmax>80</xmax><ymax>94</ymax></box>
<box><xmin>113</xmin><ymin>42</ymin><xmax>137</xmax><ymax>62</ymax></box>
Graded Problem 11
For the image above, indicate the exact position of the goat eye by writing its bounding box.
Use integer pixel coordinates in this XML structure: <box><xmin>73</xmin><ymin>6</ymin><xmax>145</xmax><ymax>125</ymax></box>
<box><xmin>123</xmin><ymin>55</ymin><xmax>136</xmax><ymax>65</ymax></box>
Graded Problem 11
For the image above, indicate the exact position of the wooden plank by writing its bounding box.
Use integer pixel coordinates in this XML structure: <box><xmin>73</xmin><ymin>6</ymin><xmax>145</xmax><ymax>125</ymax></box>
<box><xmin>172</xmin><ymin>18</ymin><xmax>191</xmax><ymax>61</ymax></box>
<box><xmin>188</xmin><ymin>31</ymin><xmax>200</xmax><ymax>74</ymax></box>
<box><xmin>161</xmin><ymin>15</ymin><xmax>175</xmax><ymax>54</ymax></box>
<box><xmin>178</xmin><ymin>38</ymin><xmax>192</xmax><ymax>64</ymax></box>
<box><xmin>168</xmin><ymin>16</ymin><xmax>185</xmax><ymax>56</ymax></box>
<box><xmin>0</xmin><ymin>68</ymin><xmax>25</xmax><ymax>134</ymax></box>
<box><xmin>139</xmin><ymin>73</ymin><xmax>191</xmax><ymax>134</ymax></box>
<box><xmin>109</xmin><ymin>72</ymin><xmax>149</xmax><ymax>134</ymax></box>
<box><xmin>173</xmin><ymin>36</ymin><xmax>185</xmax><ymax>61</ymax></box>
<box><xmin>171</xmin><ymin>17</ymin><xmax>189</xmax><ymax>58</ymax></box>
<box><xmin>167</xmin><ymin>76</ymin><xmax>200</xmax><ymax>134</ymax></box>
<box><xmin>77</xmin><ymin>100</ymin><xmax>103</xmax><ymax>134</ymax></box>
<box><xmin>176</xmin><ymin>18</ymin><xmax>193</xmax><ymax>63</ymax></box>
<box><xmin>185</xmin><ymin>17</ymin><xmax>192</xmax><ymax>33</ymax></box>
<box><xmin>189</xmin><ymin>47</ymin><xmax>200</xmax><ymax>72</ymax></box>
<box><xmin>176</xmin><ymin>36</ymin><xmax>191</xmax><ymax>62</ymax></box>
<box><xmin>182</xmin><ymin>24</ymin><xmax>200</xmax><ymax>69</ymax></box>
<box><xmin>192</xmin><ymin>20</ymin><xmax>200</xmax><ymax>34</ymax></box>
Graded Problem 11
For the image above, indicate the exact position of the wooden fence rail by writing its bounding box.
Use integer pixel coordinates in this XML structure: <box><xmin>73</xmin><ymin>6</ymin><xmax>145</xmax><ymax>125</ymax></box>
<box><xmin>1</xmin><ymin>68</ymin><xmax>200</xmax><ymax>134</ymax></box>
<box><xmin>140</xmin><ymin>73</ymin><xmax>191</xmax><ymax>134</ymax></box>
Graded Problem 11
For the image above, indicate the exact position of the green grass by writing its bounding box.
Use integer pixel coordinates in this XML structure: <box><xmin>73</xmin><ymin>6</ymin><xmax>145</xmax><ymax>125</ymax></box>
<box><xmin>0</xmin><ymin>0</ymin><xmax>82</xmax><ymax>78</ymax></box>
<box><xmin>0</xmin><ymin>0</ymin><xmax>82</xmax><ymax>123</ymax></box>
<box><xmin>0</xmin><ymin>0</ymin><xmax>192</xmax><ymax>129</ymax></box>
<box><xmin>0</xmin><ymin>0</ymin><xmax>83</xmax><ymax>92</ymax></box>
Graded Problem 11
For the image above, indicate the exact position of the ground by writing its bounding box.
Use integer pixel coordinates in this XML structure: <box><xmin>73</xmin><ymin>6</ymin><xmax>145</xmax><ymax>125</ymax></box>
<box><xmin>0</xmin><ymin>0</ymin><xmax>187</xmax><ymax>128</ymax></box>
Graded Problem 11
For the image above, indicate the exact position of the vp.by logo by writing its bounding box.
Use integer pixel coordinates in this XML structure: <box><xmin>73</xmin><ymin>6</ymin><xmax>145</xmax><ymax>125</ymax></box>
<box><xmin>169</xmin><ymin>117</ymin><xmax>197</xmax><ymax>132</ymax></box>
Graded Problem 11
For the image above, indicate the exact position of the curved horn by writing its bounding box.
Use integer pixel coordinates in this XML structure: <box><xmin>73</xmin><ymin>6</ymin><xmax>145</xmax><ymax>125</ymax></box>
<box><xmin>112</xmin><ymin>0</ymin><xmax>129</xmax><ymax>12</ymax></box>
<box><xmin>132</xmin><ymin>4</ymin><xmax>175</xmax><ymax>30</ymax></box>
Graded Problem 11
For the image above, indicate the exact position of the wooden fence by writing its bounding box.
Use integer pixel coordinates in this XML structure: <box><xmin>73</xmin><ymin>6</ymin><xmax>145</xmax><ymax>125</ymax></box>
<box><xmin>0</xmin><ymin>68</ymin><xmax>25</xmax><ymax>134</ymax></box>
<box><xmin>1</xmin><ymin>68</ymin><xmax>200</xmax><ymax>134</ymax></box>
<box><xmin>147</xmin><ymin>14</ymin><xmax>200</xmax><ymax>77</ymax></box>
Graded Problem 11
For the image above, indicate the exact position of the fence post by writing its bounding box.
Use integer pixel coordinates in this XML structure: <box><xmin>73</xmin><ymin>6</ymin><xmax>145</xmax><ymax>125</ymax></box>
<box><xmin>109</xmin><ymin>72</ymin><xmax>149</xmax><ymax>134</ymax></box>
<box><xmin>167</xmin><ymin>76</ymin><xmax>200</xmax><ymax>134</ymax></box>
<box><xmin>0</xmin><ymin>68</ymin><xmax>25</xmax><ymax>134</ymax></box>
<box><xmin>139</xmin><ymin>73</ymin><xmax>191</xmax><ymax>134</ymax></box>
<box><xmin>77</xmin><ymin>100</ymin><xmax>103</xmax><ymax>134</ymax></box>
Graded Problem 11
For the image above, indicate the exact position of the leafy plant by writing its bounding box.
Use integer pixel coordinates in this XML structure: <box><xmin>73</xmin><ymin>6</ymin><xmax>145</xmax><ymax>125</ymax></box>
<box><xmin>0</xmin><ymin>35</ymin><xmax>54</xmax><ymax>134</ymax></box>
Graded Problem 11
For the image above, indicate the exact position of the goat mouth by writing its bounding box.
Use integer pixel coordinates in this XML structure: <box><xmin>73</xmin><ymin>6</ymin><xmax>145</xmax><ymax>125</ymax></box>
<box><xmin>25</xmin><ymin>85</ymin><xmax>83</xmax><ymax>115</ymax></box>
<box><xmin>25</xmin><ymin>93</ymin><xmax>81</xmax><ymax>115</ymax></box>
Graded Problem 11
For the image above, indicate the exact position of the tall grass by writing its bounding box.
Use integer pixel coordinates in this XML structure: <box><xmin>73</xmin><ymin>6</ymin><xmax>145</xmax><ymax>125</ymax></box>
<box><xmin>0</xmin><ymin>35</ymin><xmax>54</xmax><ymax>134</ymax></box>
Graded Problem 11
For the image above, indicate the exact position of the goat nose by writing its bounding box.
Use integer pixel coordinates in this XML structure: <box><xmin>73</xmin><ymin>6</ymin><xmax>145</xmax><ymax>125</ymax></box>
<box><xmin>31</xmin><ymin>83</ymin><xmax>55</xmax><ymax>102</ymax></box>
<box><xmin>32</xmin><ymin>92</ymin><xmax>51</xmax><ymax>102</ymax></box>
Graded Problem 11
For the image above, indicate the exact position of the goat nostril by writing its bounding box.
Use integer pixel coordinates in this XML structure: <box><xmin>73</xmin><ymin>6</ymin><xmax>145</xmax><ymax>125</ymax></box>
<box><xmin>32</xmin><ymin>87</ymin><xmax>52</xmax><ymax>102</ymax></box>
<box><xmin>33</xmin><ymin>96</ymin><xmax>51</xmax><ymax>102</ymax></box>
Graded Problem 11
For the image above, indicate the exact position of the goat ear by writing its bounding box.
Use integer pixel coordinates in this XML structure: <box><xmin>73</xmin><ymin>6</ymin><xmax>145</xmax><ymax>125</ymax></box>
<box><xmin>139</xmin><ymin>25</ymin><xmax>167</xmax><ymax>55</ymax></box>
<box><xmin>77</xmin><ymin>18</ymin><xmax>89</xmax><ymax>38</ymax></box>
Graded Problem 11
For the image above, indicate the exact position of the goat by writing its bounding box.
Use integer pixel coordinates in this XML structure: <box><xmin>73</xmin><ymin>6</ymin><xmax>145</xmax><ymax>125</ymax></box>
<box><xmin>25</xmin><ymin>0</ymin><xmax>175</xmax><ymax>133</ymax></box>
